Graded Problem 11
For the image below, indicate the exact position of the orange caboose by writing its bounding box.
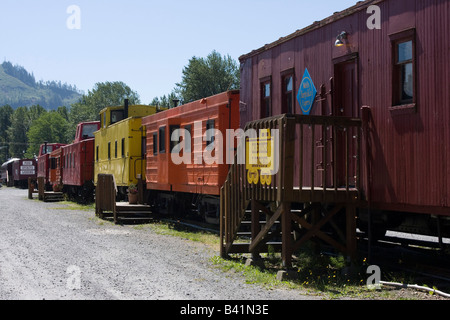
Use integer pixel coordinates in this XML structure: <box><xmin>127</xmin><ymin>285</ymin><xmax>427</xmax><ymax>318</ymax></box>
<box><xmin>49</xmin><ymin>147</ymin><xmax>64</xmax><ymax>191</ymax></box>
<box><xmin>142</xmin><ymin>90</ymin><xmax>240</xmax><ymax>223</ymax></box>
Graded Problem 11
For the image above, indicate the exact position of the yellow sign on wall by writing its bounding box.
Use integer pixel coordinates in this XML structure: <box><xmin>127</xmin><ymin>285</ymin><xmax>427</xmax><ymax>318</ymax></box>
<box><xmin>246</xmin><ymin>129</ymin><xmax>275</xmax><ymax>185</ymax></box>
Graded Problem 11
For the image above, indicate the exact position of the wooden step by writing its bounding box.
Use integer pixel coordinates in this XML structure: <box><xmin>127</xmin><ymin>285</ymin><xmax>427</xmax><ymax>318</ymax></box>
<box><xmin>113</xmin><ymin>203</ymin><xmax>152</xmax><ymax>224</ymax></box>
<box><xmin>43</xmin><ymin>192</ymin><xmax>64</xmax><ymax>202</ymax></box>
<box><xmin>115</xmin><ymin>203</ymin><xmax>152</xmax><ymax>212</ymax></box>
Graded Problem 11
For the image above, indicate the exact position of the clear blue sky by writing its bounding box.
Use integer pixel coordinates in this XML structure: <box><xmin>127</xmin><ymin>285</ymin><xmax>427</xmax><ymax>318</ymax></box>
<box><xmin>0</xmin><ymin>0</ymin><xmax>358</xmax><ymax>104</ymax></box>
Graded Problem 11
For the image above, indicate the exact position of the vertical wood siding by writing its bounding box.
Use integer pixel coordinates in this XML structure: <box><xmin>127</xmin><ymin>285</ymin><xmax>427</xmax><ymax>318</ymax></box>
<box><xmin>239</xmin><ymin>0</ymin><xmax>450</xmax><ymax>215</ymax></box>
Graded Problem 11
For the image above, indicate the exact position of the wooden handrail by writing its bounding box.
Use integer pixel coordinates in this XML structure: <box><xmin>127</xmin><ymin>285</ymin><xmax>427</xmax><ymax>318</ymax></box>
<box><xmin>220</xmin><ymin>114</ymin><xmax>363</xmax><ymax>257</ymax></box>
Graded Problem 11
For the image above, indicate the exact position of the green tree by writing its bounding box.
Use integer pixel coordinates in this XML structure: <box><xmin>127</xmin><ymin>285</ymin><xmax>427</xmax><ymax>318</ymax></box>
<box><xmin>68</xmin><ymin>81</ymin><xmax>141</xmax><ymax>140</ymax></box>
<box><xmin>57</xmin><ymin>106</ymin><xmax>70</xmax><ymax>121</ymax></box>
<box><xmin>7</xmin><ymin>105</ymin><xmax>49</xmax><ymax>158</ymax></box>
<box><xmin>150</xmin><ymin>91</ymin><xmax>181</xmax><ymax>109</ymax></box>
<box><xmin>0</xmin><ymin>105</ymin><xmax>14</xmax><ymax>163</ymax></box>
<box><xmin>176</xmin><ymin>50</ymin><xmax>240</xmax><ymax>103</ymax></box>
<box><xmin>26</xmin><ymin>112</ymin><xmax>68</xmax><ymax>157</ymax></box>
<box><xmin>69</xmin><ymin>81</ymin><xmax>141</xmax><ymax>124</ymax></box>
<box><xmin>7</xmin><ymin>107</ymin><xmax>32</xmax><ymax>158</ymax></box>
<box><xmin>27</xmin><ymin>105</ymin><xmax>46</xmax><ymax>123</ymax></box>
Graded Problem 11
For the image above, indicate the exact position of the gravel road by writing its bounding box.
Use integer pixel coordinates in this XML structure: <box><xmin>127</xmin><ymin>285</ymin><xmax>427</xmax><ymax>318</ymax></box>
<box><xmin>0</xmin><ymin>187</ymin><xmax>317</xmax><ymax>301</ymax></box>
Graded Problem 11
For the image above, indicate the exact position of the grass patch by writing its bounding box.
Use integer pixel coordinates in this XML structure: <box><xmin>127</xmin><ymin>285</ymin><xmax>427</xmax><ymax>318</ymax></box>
<box><xmin>49</xmin><ymin>201</ymin><xmax>95</xmax><ymax>212</ymax></box>
<box><xmin>210</xmin><ymin>255</ymin><xmax>289</xmax><ymax>289</ymax></box>
<box><xmin>148</xmin><ymin>220</ymin><xmax>220</xmax><ymax>249</ymax></box>
<box><xmin>209</xmin><ymin>244</ymin><xmax>432</xmax><ymax>300</ymax></box>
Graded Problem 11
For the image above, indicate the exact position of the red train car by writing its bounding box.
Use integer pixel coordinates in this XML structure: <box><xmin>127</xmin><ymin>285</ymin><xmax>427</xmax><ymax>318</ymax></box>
<box><xmin>238</xmin><ymin>0</ymin><xmax>450</xmax><ymax>238</ymax></box>
<box><xmin>12</xmin><ymin>159</ymin><xmax>37</xmax><ymax>188</ymax></box>
<box><xmin>37</xmin><ymin>143</ymin><xmax>66</xmax><ymax>190</ymax></box>
<box><xmin>143</xmin><ymin>91</ymin><xmax>240</xmax><ymax>223</ymax></box>
<box><xmin>61</xmin><ymin>121</ymin><xmax>100</xmax><ymax>199</ymax></box>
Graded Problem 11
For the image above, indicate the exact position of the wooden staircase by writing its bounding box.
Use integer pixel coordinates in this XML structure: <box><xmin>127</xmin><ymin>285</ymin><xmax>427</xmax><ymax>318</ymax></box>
<box><xmin>37</xmin><ymin>177</ymin><xmax>64</xmax><ymax>202</ymax></box>
<box><xmin>223</xmin><ymin>208</ymin><xmax>283</xmax><ymax>255</ymax></box>
<box><xmin>95</xmin><ymin>174</ymin><xmax>152</xmax><ymax>224</ymax></box>
<box><xmin>220</xmin><ymin>114</ymin><xmax>365</xmax><ymax>268</ymax></box>
<box><xmin>114</xmin><ymin>202</ymin><xmax>153</xmax><ymax>224</ymax></box>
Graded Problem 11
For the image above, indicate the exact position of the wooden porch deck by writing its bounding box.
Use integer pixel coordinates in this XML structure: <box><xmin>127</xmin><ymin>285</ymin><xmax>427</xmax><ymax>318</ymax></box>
<box><xmin>95</xmin><ymin>174</ymin><xmax>152</xmax><ymax>224</ymax></box>
<box><xmin>220</xmin><ymin>114</ymin><xmax>367</xmax><ymax>268</ymax></box>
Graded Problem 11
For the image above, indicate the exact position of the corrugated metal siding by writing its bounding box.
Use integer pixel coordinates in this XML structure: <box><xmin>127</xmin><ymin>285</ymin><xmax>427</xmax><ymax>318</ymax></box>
<box><xmin>239</xmin><ymin>0</ymin><xmax>450</xmax><ymax>215</ymax></box>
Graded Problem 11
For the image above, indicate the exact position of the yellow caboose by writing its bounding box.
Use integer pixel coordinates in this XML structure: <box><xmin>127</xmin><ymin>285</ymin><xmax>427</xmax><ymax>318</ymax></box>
<box><xmin>94</xmin><ymin>100</ymin><xmax>162</xmax><ymax>196</ymax></box>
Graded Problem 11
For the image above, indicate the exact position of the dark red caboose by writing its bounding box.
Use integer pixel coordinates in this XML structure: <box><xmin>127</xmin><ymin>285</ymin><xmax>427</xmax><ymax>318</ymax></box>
<box><xmin>62</xmin><ymin>121</ymin><xmax>100</xmax><ymax>199</ymax></box>
<box><xmin>222</xmin><ymin>0</ymin><xmax>450</xmax><ymax>265</ymax></box>
<box><xmin>13</xmin><ymin>159</ymin><xmax>37</xmax><ymax>188</ymax></box>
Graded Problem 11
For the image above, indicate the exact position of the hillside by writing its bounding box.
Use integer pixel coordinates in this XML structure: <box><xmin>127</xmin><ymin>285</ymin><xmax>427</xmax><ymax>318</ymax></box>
<box><xmin>0</xmin><ymin>61</ymin><xmax>82</xmax><ymax>110</ymax></box>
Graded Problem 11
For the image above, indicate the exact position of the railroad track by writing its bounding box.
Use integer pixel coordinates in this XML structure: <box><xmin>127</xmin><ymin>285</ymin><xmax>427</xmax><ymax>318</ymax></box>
<box><xmin>357</xmin><ymin>231</ymin><xmax>450</xmax><ymax>289</ymax></box>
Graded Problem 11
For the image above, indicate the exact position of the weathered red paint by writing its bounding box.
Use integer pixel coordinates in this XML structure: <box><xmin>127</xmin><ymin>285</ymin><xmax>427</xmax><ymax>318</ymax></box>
<box><xmin>37</xmin><ymin>143</ymin><xmax>67</xmax><ymax>187</ymax></box>
<box><xmin>239</xmin><ymin>0</ymin><xmax>450</xmax><ymax>216</ymax></box>
<box><xmin>62</xmin><ymin>121</ymin><xmax>100</xmax><ymax>188</ymax></box>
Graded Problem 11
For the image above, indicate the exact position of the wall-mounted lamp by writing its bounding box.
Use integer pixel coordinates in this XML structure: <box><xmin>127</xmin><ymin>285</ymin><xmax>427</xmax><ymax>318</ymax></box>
<box><xmin>335</xmin><ymin>31</ymin><xmax>348</xmax><ymax>47</ymax></box>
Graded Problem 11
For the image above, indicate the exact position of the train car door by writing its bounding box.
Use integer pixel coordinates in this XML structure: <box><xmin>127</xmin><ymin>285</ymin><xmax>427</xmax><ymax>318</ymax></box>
<box><xmin>333</xmin><ymin>56</ymin><xmax>359</xmax><ymax>188</ymax></box>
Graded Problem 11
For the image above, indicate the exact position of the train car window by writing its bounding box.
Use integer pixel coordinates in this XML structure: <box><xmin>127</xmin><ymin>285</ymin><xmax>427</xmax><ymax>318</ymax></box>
<box><xmin>121</xmin><ymin>138</ymin><xmax>125</xmax><ymax>158</ymax></box>
<box><xmin>50</xmin><ymin>158</ymin><xmax>56</xmax><ymax>170</ymax></box>
<box><xmin>141</xmin><ymin>136</ymin><xmax>146</xmax><ymax>157</ymax></box>
<box><xmin>108</xmin><ymin>142</ymin><xmax>111</xmax><ymax>160</ymax></box>
<box><xmin>96</xmin><ymin>146</ymin><xmax>99</xmax><ymax>162</ymax></box>
<box><xmin>282</xmin><ymin>72</ymin><xmax>294</xmax><ymax>114</ymax></box>
<box><xmin>390</xmin><ymin>29</ymin><xmax>415</xmax><ymax>107</ymax></box>
<box><xmin>260</xmin><ymin>80</ymin><xmax>272</xmax><ymax>118</ymax></box>
<box><xmin>82</xmin><ymin>124</ymin><xmax>99</xmax><ymax>138</ymax></box>
<box><xmin>184</xmin><ymin>125</ymin><xmax>192</xmax><ymax>153</ymax></box>
<box><xmin>206</xmin><ymin>120</ymin><xmax>215</xmax><ymax>151</ymax></box>
<box><xmin>153</xmin><ymin>132</ymin><xmax>158</xmax><ymax>155</ymax></box>
<box><xmin>170</xmin><ymin>125</ymin><xmax>181</xmax><ymax>153</ymax></box>
<box><xmin>395</xmin><ymin>40</ymin><xmax>414</xmax><ymax>104</ymax></box>
<box><xmin>111</xmin><ymin>110</ymin><xmax>124</xmax><ymax>124</ymax></box>
<box><xmin>115</xmin><ymin>140</ymin><xmax>118</xmax><ymax>158</ymax></box>
<box><xmin>103</xmin><ymin>112</ymin><xmax>106</xmax><ymax>128</ymax></box>
<box><xmin>159</xmin><ymin>126</ymin><xmax>166</xmax><ymax>154</ymax></box>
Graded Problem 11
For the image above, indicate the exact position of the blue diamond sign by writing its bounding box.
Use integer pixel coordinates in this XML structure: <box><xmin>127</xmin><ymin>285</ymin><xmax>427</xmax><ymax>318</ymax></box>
<box><xmin>297</xmin><ymin>68</ymin><xmax>317</xmax><ymax>115</ymax></box>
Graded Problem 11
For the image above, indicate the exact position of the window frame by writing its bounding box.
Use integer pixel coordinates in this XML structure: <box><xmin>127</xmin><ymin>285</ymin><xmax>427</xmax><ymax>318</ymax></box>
<box><xmin>260</xmin><ymin>77</ymin><xmax>272</xmax><ymax>118</ymax></box>
<box><xmin>170</xmin><ymin>125</ymin><xmax>181</xmax><ymax>153</ymax></box>
<box><xmin>389</xmin><ymin>28</ymin><xmax>417</xmax><ymax>113</ymax></box>
<box><xmin>281</xmin><ymin>69</ymin><xmax>295</xmax><ymax>115</ymax></box>
<box><xmin>159</xmin><ymin>126</ymin><xmax>166</xmax><ymax>154</ymax></box>
<box><xmin>110</xmin><ymin>110</ymin><xmax>124</xmax><ymax>125</ymax></box>
<box><xmin>205</xmin><ymin>120</ymin><xmax>215</xmax><ymax>151</ymax></box>
<box><xmin>152</xmin><ymin>132</ymin><xmax>158</xmax><ymax>156</ymax></box>
<box><xmin>184</xmin><ymin>124</ymin><xmax>192</xmax><ymax>154</ymax></box>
